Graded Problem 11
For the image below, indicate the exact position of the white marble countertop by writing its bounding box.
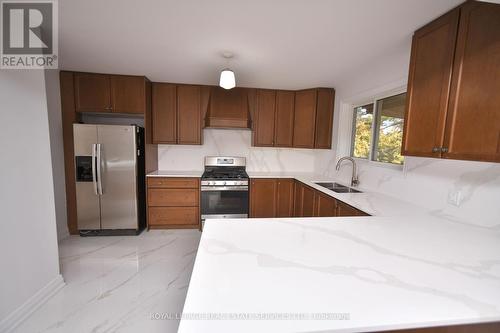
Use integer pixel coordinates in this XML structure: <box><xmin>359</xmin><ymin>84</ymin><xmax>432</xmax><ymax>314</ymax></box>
<box><xmin>248</xmin><ymin>171</ymin><xmax>428</xmax><ymax>217</ymax></box>
<box><xmin>179</xmin><ymin>217</ymin><xmax>500</xmax><ymax>333</ymax></box>
<box><xmin>147</xmin><ymin>170</ymin><xmax>429</xmax><ymax>216</ymax></box>
<box><xmin>146</xmin><ymin>170</ymin><xmax>436</xmax><ymax>217</ymax></box>
<box><xmin>146</xmin><ymin>170</ymin><xmax>202</xmax><ymax>177</ymax></box>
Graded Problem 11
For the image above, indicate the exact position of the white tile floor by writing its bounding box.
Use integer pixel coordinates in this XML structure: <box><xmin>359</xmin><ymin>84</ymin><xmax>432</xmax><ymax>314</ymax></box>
<box><xmin>14</xmin><ymin>230</ymin><xmax>201</xmax><ymax>333</ymax></box>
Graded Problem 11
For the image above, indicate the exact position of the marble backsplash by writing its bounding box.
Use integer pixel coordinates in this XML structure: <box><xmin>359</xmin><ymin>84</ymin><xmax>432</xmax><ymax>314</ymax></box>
<box><xmin>157</xmin><ymin>128</ymin><xmax>500</xmax><ymax>228</ymax></box>
<box><xmin>157</xmin><ymin>128</ymin><xmax>316</xmax><ymax>173</ymax></box>
<box><xmin>315</xmin><ymin>152</ymin><xmax>500</xmax><ymax>228</ymax></box>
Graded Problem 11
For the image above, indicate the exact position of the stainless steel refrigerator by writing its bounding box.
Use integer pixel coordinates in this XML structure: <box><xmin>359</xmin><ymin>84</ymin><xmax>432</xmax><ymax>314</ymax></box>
<box><xmin>73</xmin><ymin>124</ymin><xmax>146</xmax><ymax>236</ymax></box>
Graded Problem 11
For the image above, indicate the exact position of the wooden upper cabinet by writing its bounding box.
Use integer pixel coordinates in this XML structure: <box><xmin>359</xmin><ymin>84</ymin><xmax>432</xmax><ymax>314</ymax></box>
<box><xmin>251</xmin><ymin>88</ymin><xmax>334</xmax><ymax>149</ymax></box>
<box><xmin>276</xmin><ymin>179</ymin><xmax>294</xmax><ymax>217</ymax></box>
<box><xmin>250</xmin><ymin>179</ymin><xmax>277</xmax><ymax>218</ymax></box>
<box><xmin>274</xmin><ymin>91</ymin><xmax>295</xmax><ymax>147</ymax></box>
<box><xmin>402</xmin><ymin>9</ymin><xmax>459</xmax><ymax>158</ymax></box>
<box><xmin>110</xmin><ymin>75</ymin><xmax>146</xmax><ymax>114</ymax></box>
<box><xmin>444</xmin><ymin>1</ymin><xmax>500</xmax><ymax>162</ymax></box>
<box><xmin>314</xmin><ymin>88</ymin><xmax>335</xmax><ymax>149</ymax></box>
<box><xmin>403</xmin><ymin>1</ymin><xmax>500</xmax><ymax>163</ymax></box>
<box><xmin>74</xmin><ymin>73</ymin><xmax>111</xmax><ymax>112</ymax></box>
<box><xmin>152</xmin><ymin>83</ymin><xmax>177</xmax><ymax>144</ymax></box>
<box><xmin>314</xmin><ymin>192</ymin><xmax>337</xmax><ymax>217</ymax></box>
<box><xmin>74</xmin><ymin>72</ymin><xmax>147</xmax><ymax>114</ymax></box>
<box><xmin>253</xmin><ymin>89</ymin><xmax>277</xmax><ymax>147</ymax></box>
<box><xmin>177</xmin><ymin>85</ymin><xmax>202</xmax><ymax>145</ymax></box>
<box><xmin>293</xmin><ymin>89</ymin><xmax>317</xmax><ymax>148</ymax></box>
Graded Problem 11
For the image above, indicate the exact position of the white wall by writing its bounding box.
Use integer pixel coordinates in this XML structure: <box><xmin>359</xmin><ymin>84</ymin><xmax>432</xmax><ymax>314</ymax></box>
<box><xmin>44</xmin><ymin>70</ymin><xmax>69</xmax><ymax>240</ymax></box>
<box><xmin>314</xmin><ymin>37</ymin><xmax>500</xmax><ymax>228</ymax></box>
<box><xmin>0</xmin><ymin>70</ymin><xmax>63</xmax><ymax>331</ymax></box>
<box><xmin>158</xmin><ymin>128</ymin><xmax>316</xmax><ymax>173</ymax></box>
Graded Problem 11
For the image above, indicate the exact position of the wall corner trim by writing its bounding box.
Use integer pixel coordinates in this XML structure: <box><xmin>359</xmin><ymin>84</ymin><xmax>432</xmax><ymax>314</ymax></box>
<box><xmin>0</xmin><ymin>274</ymin><xmax>65</xmax><ymax>333</ymax></box>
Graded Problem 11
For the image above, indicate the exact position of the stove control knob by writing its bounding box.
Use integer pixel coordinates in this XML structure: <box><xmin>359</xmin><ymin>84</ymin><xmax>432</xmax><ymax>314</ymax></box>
<box><xmin>223</xmin><ymin>181</ymin><xmax>226</xmax><ymax>186</ymax></box>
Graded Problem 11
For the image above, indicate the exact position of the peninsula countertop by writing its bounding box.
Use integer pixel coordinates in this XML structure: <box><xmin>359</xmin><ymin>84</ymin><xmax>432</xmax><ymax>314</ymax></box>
<box><xmin>178</xmin><ymin>217</ymin><xmax>500</xmax><ymax>333</ymax></box>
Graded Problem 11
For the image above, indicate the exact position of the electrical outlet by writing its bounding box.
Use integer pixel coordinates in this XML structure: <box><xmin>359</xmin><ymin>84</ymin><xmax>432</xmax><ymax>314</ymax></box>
<box><xmin>447</xmin><ymin>189</ymin><xmax>462</xmax><ymax>207</ymax></box>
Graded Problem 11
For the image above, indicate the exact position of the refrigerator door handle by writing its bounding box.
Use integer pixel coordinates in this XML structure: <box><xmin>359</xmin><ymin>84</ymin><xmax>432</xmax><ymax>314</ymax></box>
<box><xmin>91</xmin><ymin>144</ymin><xmax>98</xmax><ymax>195</ymax></box>
<box><xmin>96</xmin><ymin>143</ymin><xmax>103</xmax><ymax>195</ymax></box>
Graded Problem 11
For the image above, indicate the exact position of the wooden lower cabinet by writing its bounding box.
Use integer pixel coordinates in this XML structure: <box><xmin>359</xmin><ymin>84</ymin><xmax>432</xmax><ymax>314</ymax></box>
<box><xmin>250</xmin><ymin>179</ymin><xmax>277</xmax><ymax>218</ymax></box>
<box><xmin>336</xmin><ymin>200</ymin><xmax>368</xmax><ymax>217</ymax></box>
<box><xmin>276</xmin><ymin>179</ymin><xmax>294</xmax><ymax>217</ymax></box>
<box><xmin>147</xmin><ymin>177</ymin><xmax>200</xmax><ymax>229</ymax></box>
<box><xmin>250</xmin><ymin>179</ymin><xmax>368</xmax><ymax>218</ymax></box>
<box><xmin>293</xmin><ymin>181</ymin><xmax>315</xmax><ymax>217</ymax></box>
<box><xmin>148</xmin><ymin>207</ymin><xmax>198</xmax><ymax>227</ymax></box>
<box><xmin>147</xmin><ymin>188</ymin><xmax>198</xmax><ymax>207</ymax></box>
<box><xmin>301</xmin><ymin>186</ymin><xmax>315</xmax><ymax>217</ymax></box>
<box><xmin>314</xmin><ymin>192</ymin><xmax>337</xmax><ymax>217</ymax></box>
<box><xmin>250</xmin><ymin>178</ymin><xmax>294</xmax><ymax>218</ymax></box>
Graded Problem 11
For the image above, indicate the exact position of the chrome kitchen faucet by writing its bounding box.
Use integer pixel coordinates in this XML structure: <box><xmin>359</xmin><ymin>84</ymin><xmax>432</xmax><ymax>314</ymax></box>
<box><xmin>335</xmin><ymin>156</ymin><xmax>359</xmax><ymax>187</ymax></box>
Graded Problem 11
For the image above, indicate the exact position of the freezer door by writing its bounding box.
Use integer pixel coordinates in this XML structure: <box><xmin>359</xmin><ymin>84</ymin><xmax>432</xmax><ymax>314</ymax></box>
<box><xmin>73</xmin><ymin>124</ymin><xmax>101</xmax><ymax>230</ymax></box>
<box><xmin>97</xmin><ymin>125</ymin><xmax>138</xmax><ymax>230</ymax></box>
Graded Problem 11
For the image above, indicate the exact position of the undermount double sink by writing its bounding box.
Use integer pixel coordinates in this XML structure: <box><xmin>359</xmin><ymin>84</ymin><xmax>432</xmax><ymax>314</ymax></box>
<box><xmin>315</xmin><ymin>182</ymin><xmax>362</xmax><ymax>193</ymax></box>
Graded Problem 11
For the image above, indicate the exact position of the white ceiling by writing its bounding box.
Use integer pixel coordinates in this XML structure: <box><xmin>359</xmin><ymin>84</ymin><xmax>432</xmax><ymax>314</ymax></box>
<box><xmin>59</xmin><ymin>0</ymin><xmax>462</xmax><ymax>90</ymax></box>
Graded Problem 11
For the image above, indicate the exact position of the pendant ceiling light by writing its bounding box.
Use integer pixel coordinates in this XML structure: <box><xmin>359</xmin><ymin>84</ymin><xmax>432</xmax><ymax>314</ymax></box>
<box><xmin>219</xmin><ymin>52</ymin><xmax>236</xmax><ymax>90</ymax></box>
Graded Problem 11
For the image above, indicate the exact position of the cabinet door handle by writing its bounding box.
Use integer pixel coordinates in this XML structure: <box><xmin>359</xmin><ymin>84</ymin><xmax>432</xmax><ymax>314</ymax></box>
<box><xmin>432</xmin><ymin>147</ymin><xmax>440</xmax><ymax>153</ymax></box>
<box><xmin>441</xmin><ymin>147</ymin><xmax>448</xmax><ymax>153</ymax></box>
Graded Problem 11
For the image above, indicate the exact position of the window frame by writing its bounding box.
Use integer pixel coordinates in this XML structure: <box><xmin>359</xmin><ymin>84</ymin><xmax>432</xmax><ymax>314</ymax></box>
<box><xmin>350</xmin><ymin>88</ymin><xmax>407</xmax><ymax>168</ymax></box>
<box><xmin>350</xmin><ymin>103</ymin><xmax>375</xmax><ymax>160</ymax></box>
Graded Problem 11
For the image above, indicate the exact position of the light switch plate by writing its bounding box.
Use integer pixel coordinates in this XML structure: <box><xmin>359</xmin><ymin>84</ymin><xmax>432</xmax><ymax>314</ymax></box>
<box><xmin>447</xmin><ymin>189</ymin><xmax>462</xmax><ymax>207</ymax></box>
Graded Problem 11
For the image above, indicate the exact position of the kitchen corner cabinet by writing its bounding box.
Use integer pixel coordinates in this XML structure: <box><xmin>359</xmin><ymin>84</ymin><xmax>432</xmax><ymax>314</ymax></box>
<box><xmin>295</xmin><ymin>181</ymin><xmax>368</xmax><ymax>217</ymax></box>
<box><xmin>293</xmin><ymin>181</ymin><xmax>315</xmax><ymax>217</ymax></box>
<box><xmin>314</xmin><ymin>88</ymin><xmax>335</xmax><ymax>149</ymax></box>
<box><xmin>250</xmin><ymin>179</ymin><xmax>294</xmax><ymax>218</ymax></box>
<box><xmin>313</xmin><ymin>191</ymin><xmax>337</xmax><ymax>217</ymax></box>
<box><xmin>403</xmin><ymin>1</ymin><xmax>500</xmax><ymax>163</ymax></box>
<box><xmin>147</xmin><ymin>177</ymin><xmax>200</xmax><ymax>229</ymax></box>
<box><xmin>293</xmin><ymin>88</ymin><xmax>335</xmax><ymax>149</ymax></box>
<box><xmin>152</xmin><ymin>83</ymin><xmax>203</xmax><ymax>145</ymax></box>
<box><xmin>74</xmin><ymin>73</ymin><xmax>148</xmax><ymax>114</ymax></box>
<box><xmin>276</xmin><ymin>179</ymin><xmax>294</xmax><ymax>217</ymax></box>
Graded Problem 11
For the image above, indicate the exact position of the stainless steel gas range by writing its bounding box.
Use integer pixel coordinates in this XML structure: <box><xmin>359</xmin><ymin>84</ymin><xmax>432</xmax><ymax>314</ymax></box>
<box><xmin>201</xmin><ymin>156</ymin><xmax>249</xmax><ymax>224</ymax></box>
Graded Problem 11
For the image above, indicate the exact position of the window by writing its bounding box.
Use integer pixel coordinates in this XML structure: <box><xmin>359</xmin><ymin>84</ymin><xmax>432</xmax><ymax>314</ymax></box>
<box><xmin>352</xmin><ymin>104</ymin><xmax>373</xmax><ymax>159</ymax></box>
<box><xmin>351</xmin><ymin>92</ymin><xmax>406</xmax><ymax>165</ymax></box>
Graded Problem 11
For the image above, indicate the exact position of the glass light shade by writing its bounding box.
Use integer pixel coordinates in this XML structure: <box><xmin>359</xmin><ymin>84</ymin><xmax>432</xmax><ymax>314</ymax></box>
<box><xmin>219</xmin><ymin>69</ymin><xmax>236</xmax><ymax>89</ymax></box>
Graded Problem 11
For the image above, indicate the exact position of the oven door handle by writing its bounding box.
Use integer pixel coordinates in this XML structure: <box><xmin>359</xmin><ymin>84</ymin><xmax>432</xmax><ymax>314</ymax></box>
<box><xmin>201</xmin><ymin>186</ymin><xmax>249</xmax><ymax>191</ymax></box>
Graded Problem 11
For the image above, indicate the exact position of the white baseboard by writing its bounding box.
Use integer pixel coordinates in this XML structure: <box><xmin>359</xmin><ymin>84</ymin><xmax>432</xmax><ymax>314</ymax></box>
<box><xmin>57</xmin><ymin>229</ymin><xmax>70</xmax><ymax>241</ymax></box>
<box><xmin>0</xmin><ymin>274</ymin><xmax>65</xmax><ymax>333</ymax></box>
